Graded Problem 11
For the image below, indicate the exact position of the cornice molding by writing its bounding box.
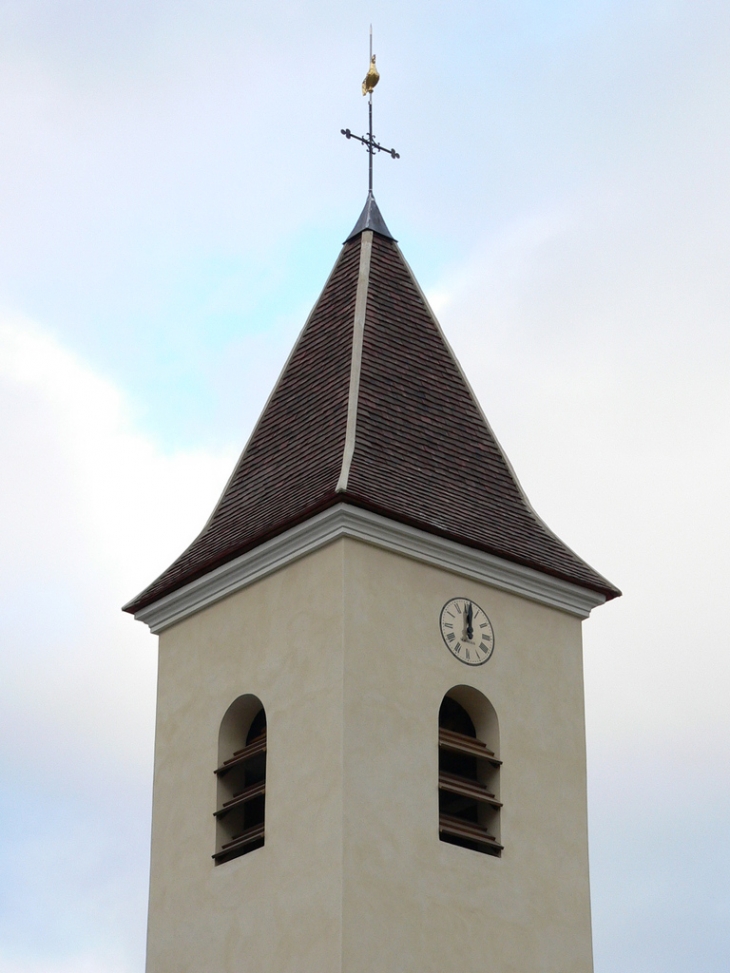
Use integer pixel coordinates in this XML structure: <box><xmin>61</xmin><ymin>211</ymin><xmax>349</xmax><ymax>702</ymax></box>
<box><xmin>131</xmin><ymin>505</ymin><xmax>606</xmax><ymax>633</ymax></box>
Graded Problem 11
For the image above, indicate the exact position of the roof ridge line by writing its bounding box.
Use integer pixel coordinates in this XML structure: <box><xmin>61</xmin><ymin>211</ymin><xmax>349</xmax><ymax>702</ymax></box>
<box><xmin>336</xmin><ymin>230</ymin><xmax>373</xmax><ymax>493</ymax></box>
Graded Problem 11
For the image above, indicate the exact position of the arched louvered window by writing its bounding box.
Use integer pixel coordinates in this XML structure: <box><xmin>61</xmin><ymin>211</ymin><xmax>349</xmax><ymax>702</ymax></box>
<box><xmin>213</xmin><ymin>695</ymin><xmax>266</xmax><ymax>864</ymax></box>
<box><xmin>438</xmin><ymin>686</ymin><xmax>502</xmax><ymax>857</ymax></box>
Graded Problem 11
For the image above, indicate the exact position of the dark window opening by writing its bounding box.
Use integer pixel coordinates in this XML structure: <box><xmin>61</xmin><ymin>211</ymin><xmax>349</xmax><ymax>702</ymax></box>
<box><xmin>213</xmin><ymin>699</ymin><xmax>267</xmax><ymax>864</ymax></box>
<box><xmin>438</xmin><ymin>692</ymin><xmax>502</xmax><ymax>857</ymax></box>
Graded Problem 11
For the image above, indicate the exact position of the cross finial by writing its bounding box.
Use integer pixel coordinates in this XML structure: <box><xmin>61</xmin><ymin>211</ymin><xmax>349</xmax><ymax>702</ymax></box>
<box><xmin>341</xmin><ymin>28</ymin><xmax>400</xmax><ymax>195</ymax></box>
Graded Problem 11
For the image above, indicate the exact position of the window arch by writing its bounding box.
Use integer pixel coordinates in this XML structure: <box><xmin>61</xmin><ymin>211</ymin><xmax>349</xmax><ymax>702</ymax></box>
<box><xmin>438</xmin><ymin>686</ymin><xmax>502</xmax><ymax>857</ymax></box>
<box><xmin>213</xmin><ymin>694</ymin><xmax>266</xmax><ymax>864</ymax></box>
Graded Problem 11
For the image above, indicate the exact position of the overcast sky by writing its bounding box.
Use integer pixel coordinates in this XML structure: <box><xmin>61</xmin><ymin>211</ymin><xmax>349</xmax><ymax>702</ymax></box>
<box><xmin>0</xmin><ymin>2</ymin><xmax>728</xmax><ymax>971</ymax></box>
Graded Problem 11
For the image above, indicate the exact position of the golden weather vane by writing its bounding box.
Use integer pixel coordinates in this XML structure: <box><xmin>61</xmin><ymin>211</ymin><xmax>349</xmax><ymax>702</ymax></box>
<box><xmin>341</xmin><ymin>27</ymin><xmax>399</xmax><ymax>195</ymax></box>
<box><xmin>362</xmin><ymin>54</ymin><xmax>379</xmax><ymax>95</ymax></box>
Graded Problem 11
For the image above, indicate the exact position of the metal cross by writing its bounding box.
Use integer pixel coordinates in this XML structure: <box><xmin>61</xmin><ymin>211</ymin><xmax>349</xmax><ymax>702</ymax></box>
<box><xmin>341</xmin><ymin>30</ymin><xmax>400</xmax><ymax>194</ymax></box>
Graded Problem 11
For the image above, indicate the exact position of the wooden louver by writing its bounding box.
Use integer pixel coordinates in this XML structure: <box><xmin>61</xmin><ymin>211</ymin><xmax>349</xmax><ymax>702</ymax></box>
<box><xmin>438</xmin><ymin>727</ymin><xmax>503</xmax><ymax>854</ymax></box>
<box><xmin>213</xmin><ymin>729</ymin><xmax>267</xmax><ymax>863</ymax></box>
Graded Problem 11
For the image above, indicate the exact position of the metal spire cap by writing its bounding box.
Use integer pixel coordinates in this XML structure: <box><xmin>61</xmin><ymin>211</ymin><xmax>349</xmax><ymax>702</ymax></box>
<box><xmin>345</xmin><ymin>192</ymin><xmax>396</xmax><ymax>242</ymax></box>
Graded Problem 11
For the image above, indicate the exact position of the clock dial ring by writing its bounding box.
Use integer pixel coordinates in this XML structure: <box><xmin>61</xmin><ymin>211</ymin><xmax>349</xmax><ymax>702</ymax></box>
<box><xmin>439</xmin><ymin>598</ymin><xmax>495</xmax><ymax>666</ymax></box>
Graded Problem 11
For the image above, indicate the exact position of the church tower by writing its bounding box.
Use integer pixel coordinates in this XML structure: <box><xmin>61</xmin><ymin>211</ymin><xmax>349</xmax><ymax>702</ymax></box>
<box><xmin>125</xmin><ymin>193</ymin><xmax>620</xmax><ymax>973</ymax></box>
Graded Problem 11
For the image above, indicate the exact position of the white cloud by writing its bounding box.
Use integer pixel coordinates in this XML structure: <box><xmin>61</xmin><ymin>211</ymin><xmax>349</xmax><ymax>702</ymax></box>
<box><xmin>0</xmin><ymin>316</ymin><xmax>235</xmax><ymax>971</ymax></box>
<box><xmin>0</xmin><ymin>957</ymin><xmax>129</xmax><ymax>973</ymax></box>
<box><xmin>0</xmin><ymin>316</ymin><xmax>236</xmax><ymax>591</ymax></box>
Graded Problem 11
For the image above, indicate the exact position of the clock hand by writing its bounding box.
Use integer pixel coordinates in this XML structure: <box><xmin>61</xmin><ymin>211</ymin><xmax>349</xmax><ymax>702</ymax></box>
<box><xmin>465</xmin><ymin>602</ymin><xmax>474</xmax><ymax>641</ymax></box>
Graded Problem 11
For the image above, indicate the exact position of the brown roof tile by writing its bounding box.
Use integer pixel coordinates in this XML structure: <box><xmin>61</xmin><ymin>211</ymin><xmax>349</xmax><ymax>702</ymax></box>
<box><xmin>125</xmin><ymin>208</ymin><xmax>619</xmax><ymax>614</ymax></box>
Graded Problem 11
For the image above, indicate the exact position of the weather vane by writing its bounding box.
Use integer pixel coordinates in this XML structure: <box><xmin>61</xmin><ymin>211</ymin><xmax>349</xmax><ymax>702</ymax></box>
<box><xmin>341</xmin><ymin>27</ymin><xmax>400</xmax><ymax>195</ymax></box>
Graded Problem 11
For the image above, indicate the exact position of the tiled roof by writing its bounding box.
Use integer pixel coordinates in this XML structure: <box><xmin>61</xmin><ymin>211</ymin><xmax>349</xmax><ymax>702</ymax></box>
<box><xmin>125</xmin><ymin>202</ymin><xmax>619</xmax><ymax>614</ymax></box>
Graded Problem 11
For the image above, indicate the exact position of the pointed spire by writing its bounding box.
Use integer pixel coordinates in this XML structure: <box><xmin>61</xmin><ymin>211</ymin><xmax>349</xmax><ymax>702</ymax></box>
<box><xmin>345</xmin><ymin>192</ymin><xmax>395</xmax><ymax>242</ymax></box>
<box><xmin>124</xmin><ymin>219</ymin><xmax>619</xmax><ymax>616</ymax></box>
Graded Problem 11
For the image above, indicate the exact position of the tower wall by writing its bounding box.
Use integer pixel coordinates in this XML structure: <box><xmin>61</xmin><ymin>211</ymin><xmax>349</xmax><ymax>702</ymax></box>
<box><xmin>145</xmin><ymin>542</ymin><xmax>346</xmax><ymax>973</ymax></box>
<box><xmin>144</xmin><ymin>536</ymin><xmax>593</xmax><ymax>973</ymax></box>
<box><xmin>341</xmin><ymin>539</ymin><xmax>593</xmax><ymax>973</ymax></box>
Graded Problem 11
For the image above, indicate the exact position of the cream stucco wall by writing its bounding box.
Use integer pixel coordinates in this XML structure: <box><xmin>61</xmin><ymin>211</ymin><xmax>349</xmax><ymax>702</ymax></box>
<box><xmin>145</xmin><ymin>536</ymin><xmax>593</xmax><ymax>973</ymax></box>
<box><xmin>146</xmin><ymin>541</ymin><xmax>346</xmax><ymax>973</ymax></box>
<box><xmin>341</xmin><ymin>540</ymin><xmax>593</xmax><ymax>973</ymax></box>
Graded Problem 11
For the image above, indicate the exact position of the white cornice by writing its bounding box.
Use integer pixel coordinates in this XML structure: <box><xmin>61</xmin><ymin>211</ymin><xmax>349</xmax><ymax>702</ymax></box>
<box><xmin>131</xmin><ymin>504</ymin><xmax>606</xmax><ymax>633</ymax></box>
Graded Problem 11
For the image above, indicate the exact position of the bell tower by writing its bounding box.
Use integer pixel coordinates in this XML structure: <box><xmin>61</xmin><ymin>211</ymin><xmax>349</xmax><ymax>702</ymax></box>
<box><xmin>125</xmin><ymin>196</ymin><xmax>619</xmax><ymax>973</ymax></box>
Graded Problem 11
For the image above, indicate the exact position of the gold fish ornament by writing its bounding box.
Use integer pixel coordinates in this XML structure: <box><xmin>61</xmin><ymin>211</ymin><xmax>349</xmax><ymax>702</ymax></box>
<box><xmin>362</xmin><ymin>55</ymin><xmax>380</xmax><ymax>95</ymax></box>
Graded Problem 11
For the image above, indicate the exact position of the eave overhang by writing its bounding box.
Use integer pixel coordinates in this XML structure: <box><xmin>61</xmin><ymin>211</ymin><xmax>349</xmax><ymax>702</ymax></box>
<box><xmin>127</xmin><ymin>503</ymin><xmax>609</xmax><ymax>634</ymax></box>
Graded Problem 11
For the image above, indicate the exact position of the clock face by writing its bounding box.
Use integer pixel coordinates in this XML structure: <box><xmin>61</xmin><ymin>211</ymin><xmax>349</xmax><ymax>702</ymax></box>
<box><xmin>439</xmin><ymin>598</ymin><xmax>495</xmax><ymax>666</ymax></box>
